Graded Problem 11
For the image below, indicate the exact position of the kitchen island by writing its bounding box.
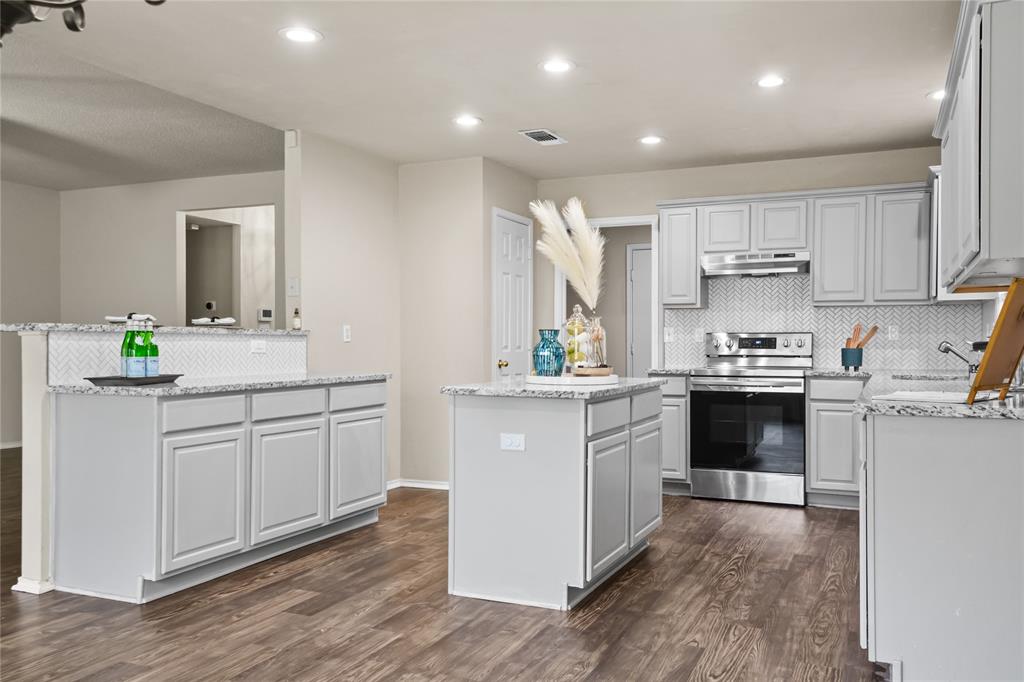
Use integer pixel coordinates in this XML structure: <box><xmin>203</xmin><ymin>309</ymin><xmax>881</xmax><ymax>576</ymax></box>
<box><xmin>855</xmin><ymin>388</ymin><xmax>1024</xmax><ymax>681</ymax></box>
<box><xmin>51</xmin><ymin>373</ymin><xmax>390</xmax><ymax>603</ymax></box>
<box><xmin>442</xmin><ymin>377</ymin><xmax>666</xmax><ymax>610</ymax></box>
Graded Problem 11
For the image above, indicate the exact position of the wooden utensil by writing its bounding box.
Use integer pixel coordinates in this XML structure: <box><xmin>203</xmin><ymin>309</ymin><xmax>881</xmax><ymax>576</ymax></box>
<box><xmin>851</xmin><ymin>323</ymin><xmax>863</xmax><ymax>347</ymax></box>
<box><xmin>845</xmin><ymin>337</ymin><xmax>853</xmax><ymax>349</ymax></box>
<box><xmin>857</xmin><ymin>325</ymin><xmax>879</xmax><ymax>349</ymax></box>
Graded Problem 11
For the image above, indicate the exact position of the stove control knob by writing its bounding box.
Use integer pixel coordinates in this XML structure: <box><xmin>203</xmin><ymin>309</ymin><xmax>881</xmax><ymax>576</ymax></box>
<box><xmin>712</xmin><ymin>339</ymin><xmax>720</xmax><ymax>349</ymax></box>
<box><xmin>725</xmin><ymin>339</ymin><xmax>734</xmax><ymax>350</ymax></box>
<box><xmin>782</xmin><ymin>339</ymin><xmax>791</xmax><ymax>348</ymax></box>
<box><xmin>796</xmin><ymin>338</ymin><xmax>805</xmax><ymax>348</ymax></box>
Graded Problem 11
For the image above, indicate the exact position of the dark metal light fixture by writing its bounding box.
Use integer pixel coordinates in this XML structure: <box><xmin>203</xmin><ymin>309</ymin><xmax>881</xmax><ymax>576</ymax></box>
<box><xmin>0</xmin><ymin>0</ymin><xmax>165</xmax><ymax>47</ymax></box>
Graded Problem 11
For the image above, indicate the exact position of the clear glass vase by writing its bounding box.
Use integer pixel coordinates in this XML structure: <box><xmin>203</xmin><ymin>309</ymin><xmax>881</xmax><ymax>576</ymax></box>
<box><xmin>564</xmin><ymin>304</ymin><xmax>590</xmax><ymax>368</ymax></box>
<box><xmin>589</xmin><ymin>315</ymin><xmax>606</xmax><ymax>367</ymax></box>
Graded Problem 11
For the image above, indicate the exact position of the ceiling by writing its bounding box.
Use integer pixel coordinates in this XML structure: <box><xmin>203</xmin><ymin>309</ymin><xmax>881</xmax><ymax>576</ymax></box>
<box><xmin>1</xmin><ymin>40</ymin><xmax>283</xmax><ymax>190</ymax></box>
<box><xmin>4</xmin><ymin>1</ymin><xmax>957</xmax><ymax>182</ymax></box>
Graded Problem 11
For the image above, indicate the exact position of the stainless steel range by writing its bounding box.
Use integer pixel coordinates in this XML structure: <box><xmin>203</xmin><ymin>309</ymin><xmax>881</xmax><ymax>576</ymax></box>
<box><xmin>689</xmin><ymin>332</ymin><xmax>812</xmax><ymax>506</ymax></box>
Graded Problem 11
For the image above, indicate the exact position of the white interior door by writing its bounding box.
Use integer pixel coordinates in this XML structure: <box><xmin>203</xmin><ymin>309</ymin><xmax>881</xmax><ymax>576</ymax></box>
<box><xmin>627</xmin><ymin>245</ymin><xmax>652</xmax><ymax>377</ymax></box>
<box><xmin>491</xmin><ymin>209</ymin><xmax>533</xmax><ymax>379</ymax></box>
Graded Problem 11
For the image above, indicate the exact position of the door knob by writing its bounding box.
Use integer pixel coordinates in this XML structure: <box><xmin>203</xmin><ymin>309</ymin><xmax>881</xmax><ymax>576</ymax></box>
<box><xmin>497</xmin><ymin>359</ymin><xmax>509</xmax><ymax>369</ymax></box>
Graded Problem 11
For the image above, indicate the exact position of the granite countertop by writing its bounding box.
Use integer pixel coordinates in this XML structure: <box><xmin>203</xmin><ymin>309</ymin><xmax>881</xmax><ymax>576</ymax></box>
<box><xmin>855</xmin><ymin>393</ymin><xmax>1024</xmax><ymax>420</ymax></box>
<box><xmin>50</xmin><ymin>373</ymin><xmax>390</xmax><ymax>397</ymax></box>
<box><xmin>806</xmin><ymin>369</ymin><xmax>873</xmax><ymax>378</ymax></box>
<box><xmin>0</xmin><ymin>322</ymin><xmax>308</xmax><ymax>336</ymax></box>
<box><xmin>647</xmin><ymin>368</ymin><xmax>694</xmax><ymax>376</ymax></box>
<box><xmin>441</xmin><ymin>377</ymin><xmax>667</xmax><ymax>400</ymax></box>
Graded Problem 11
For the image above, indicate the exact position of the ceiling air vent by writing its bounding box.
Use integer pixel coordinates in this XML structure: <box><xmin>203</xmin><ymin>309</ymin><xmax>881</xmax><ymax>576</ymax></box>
<box><xmin>519</xmin><ymin>128</ymin><xmax>567</xmax><ymax>146</ymax></box>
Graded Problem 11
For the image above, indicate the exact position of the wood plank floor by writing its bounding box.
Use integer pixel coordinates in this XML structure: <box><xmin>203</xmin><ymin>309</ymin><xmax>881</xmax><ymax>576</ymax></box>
<box><xmin>0</xmin><ymin>449</ymin><xmax>880</xmax><ymax>681</ymax></box>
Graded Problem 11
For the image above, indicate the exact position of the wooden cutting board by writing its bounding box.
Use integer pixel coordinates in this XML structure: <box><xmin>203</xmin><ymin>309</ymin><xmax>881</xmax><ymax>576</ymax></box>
<box><xmin>968</xmin><ymin>277</ymin><xmax>1024</xmax><ymax>403</ymax></box>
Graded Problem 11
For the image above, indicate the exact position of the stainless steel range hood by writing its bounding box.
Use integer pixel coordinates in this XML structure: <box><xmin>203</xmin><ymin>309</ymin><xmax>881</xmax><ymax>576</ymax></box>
<box><xmin>700</xmin><ymin>251</ymin><xmax>810</xmax><ymax>277</ymax></box>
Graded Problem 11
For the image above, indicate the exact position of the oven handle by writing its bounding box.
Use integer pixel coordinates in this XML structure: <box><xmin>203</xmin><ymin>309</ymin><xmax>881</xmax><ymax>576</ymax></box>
<box><xmin>690</xmin><ymin>377</ymin><xmax>804</xmax><ymax>394</ymax></box>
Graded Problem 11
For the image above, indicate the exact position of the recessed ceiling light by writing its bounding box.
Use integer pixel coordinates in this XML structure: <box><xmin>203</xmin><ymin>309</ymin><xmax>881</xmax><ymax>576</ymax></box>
<box><xmin>279</xmin><ymin>27</ymin><xmax>323</xmax><ymax>43</ymax></box>
<box><xmin>541</xmin><ymin>58</ymin><xmax>576</xmax><ymax>74</ymax></box>
<box><xmin>454</xmin><ymin>114</ymin><xmax>482</xmax><ymax>128</ymax></box>
<box><xmin>757</xmin><ymin>73</ymin><xmax>785</xmax><ymax>88</ymax></box>
<box><xmin>639</xmin><ymin>135</ymin><xmax>663</xmax><ymax>146</ymax></box>
<box><xmin>928</xmin><ymin>89</ymin><xmax>946</xmax><ymax>101</ymax></box>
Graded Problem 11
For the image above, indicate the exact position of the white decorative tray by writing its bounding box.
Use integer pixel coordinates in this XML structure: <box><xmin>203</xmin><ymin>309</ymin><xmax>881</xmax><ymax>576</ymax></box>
<box><xmin>525</xmin><ymin>374</ymin><xmax>620</xmax><ymax>386</ymax></box>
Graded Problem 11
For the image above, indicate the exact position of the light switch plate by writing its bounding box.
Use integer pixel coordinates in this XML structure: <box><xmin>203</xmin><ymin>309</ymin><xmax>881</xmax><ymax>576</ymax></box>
<box><xmin>250</xmin><ymin>339</ymin><xmax>267</xmax><ymax>354</ymax></box>
<box><xmin>663</xmin><ymin>327</ymin><xmax>675</xmax><ymax>343</ymax></box>
<box><xmin>342</xmin><ymin>325</ymin><xmax>352</xmax><ymax>343</ymax></box>
<box><xmin>500</xmin><ymin>433</ymin><xmax>525</xmax><ymax>451</ymax></box>
<box><xmin>287</xmin><ymin>277</ymin><xmax>301</xmax><ymax>297</ymax></box>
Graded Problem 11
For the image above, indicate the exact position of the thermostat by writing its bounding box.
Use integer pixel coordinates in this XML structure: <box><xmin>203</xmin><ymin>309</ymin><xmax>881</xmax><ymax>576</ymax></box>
<box><xmin>257</xmin><ymin>308</ymin><xmax>274</xmax><ymax>323</ymax></box>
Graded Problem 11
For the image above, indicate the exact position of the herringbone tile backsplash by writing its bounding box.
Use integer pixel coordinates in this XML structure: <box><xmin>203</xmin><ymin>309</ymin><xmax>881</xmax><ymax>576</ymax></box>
<box><xmin>663</xmin><ymin>276</ymin><xmax>984</xmax><ymax>371</ymax></box>
<box><xmin>49</xmin><ymin>331</ymin><xmax>307</xmax><ymax>385</ymax></box>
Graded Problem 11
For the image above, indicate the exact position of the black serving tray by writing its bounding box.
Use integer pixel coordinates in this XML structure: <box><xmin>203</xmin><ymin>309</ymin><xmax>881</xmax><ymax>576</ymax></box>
<box><xmin>85</xmin><ymin>374</ymin><xmax>183</xmax><ymax>387</ymax></box>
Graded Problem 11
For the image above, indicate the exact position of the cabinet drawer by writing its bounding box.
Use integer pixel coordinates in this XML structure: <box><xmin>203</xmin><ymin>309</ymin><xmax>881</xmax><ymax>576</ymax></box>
<box><xmin>329</xmin><ymin>382</ymin><xmax>387</xmax><ymax>412</ymax></box>
<box><xmin>808</xmin><ymin>379</ymin><xmax>865</xmax><ymax>402</ymax></box>
<box><xmin>661</xmin><ymin>377</ymin><xmax>687</xmax><ymax>396</ymax></box>
<box><xmin>587</xmin><ymin>397</ymin><xmax>630</xmax><ymax>437</ymax></box>
<box><xmin>251</xmin><ymin>388</ymin><xmax>326</xmax><ymax>422</ymax></box>
<box><xmin>162</xmin><ymin>395</ymin><xmax>246</xmax><ymax>433</ymax></box>
<box><xmin>631</xmin><ymin>390</ymin><xmax>662</xmax><ymax>424</ymax></box>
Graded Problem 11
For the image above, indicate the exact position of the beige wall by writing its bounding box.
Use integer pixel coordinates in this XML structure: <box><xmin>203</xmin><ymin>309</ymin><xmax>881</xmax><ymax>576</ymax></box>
<box><xmin>59</xmin><ymin>171</ymin><xmax>284</xmax><ymax>325</ymax></box>
<box><xmin>1</xmin><ymin>181</ymin><xmax>62</xmax><ymax>446</ymax></box>
<box><xmin>535</xmin><ymin>145</ymin><xmax>941</xmax><ymax>327</ymax></box>
<box><xmin>293</xmin><ymin>131</ymin><xmax>402</xmax><ymax>480</ymax></box>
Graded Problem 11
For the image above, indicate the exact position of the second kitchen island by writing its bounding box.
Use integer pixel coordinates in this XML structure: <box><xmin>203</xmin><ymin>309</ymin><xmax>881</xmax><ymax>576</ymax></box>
<box><xmin>442</xmin><ymin>377</ymin><xmax>666</xmax><ymax>610</ymax></box>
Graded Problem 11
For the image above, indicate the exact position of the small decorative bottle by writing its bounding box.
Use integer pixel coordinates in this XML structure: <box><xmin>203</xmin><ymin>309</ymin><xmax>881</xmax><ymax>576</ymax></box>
<box><xmin>532</xmin><ymin>330</ymin><xmax>566</xmax><ymax>377</ymax></box>
<box><xmin>564</xmin><ymin>304</ymin><xmax>590</xmax><ymax>368</ymax></box>
<box><xmin>292</xmin><ymin>308</ymin><xmax>302</xmax><ymax>330</ymax></box>
<box><xmin>144</xmin><ymin>322</ymin><xmax>160</xmax><ymax>377</ymax></box>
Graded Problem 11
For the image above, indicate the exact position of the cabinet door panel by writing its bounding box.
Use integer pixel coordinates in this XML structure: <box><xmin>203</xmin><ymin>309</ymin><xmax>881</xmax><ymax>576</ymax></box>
<box><xmin>251</xmin><ymin>418</ymin><xmax>326</xmax><ymax>545</ymax></box>
<box><xmin>630</xmin><ymin>419</ymin><xmax>663</xmax><ymax>545</ymax></box>
<box><xmin>940</xmin><ymin>101</ymin><xmax>962</xmax><ymax>287</ymax></box>
<box><xmin>661</xmin><ymin>398</ymin><xmax>687</xmax><ymax>481</ymax></box>
<box><xmin>955</xmin><ymin>15</ymin><xmax>981</xmax><ymax>274</ymax></box>
<box><xmin>753</xmin><ymin>200</ymin><xmax>808</xmax><ymax>251</ymax></box>
<box><xmin>700</xmin><ymin>204</ymin><xmax>751</xmax><ymax>253</ymax></box>
<box><xmin>660</xmin><ymin>208</ymin><xmax>699</xmax><ymax>305</ymax></box>
<box><xmin>807</xmin><ymin>402</ymin><xmax>858</xmax><ymax>493</ymax></box>
<box><xmin>874</xmin><ymin>192</ymin><xmax>930</xmax><ymax>301</ymax></box>
<box><xmin>586</xmin><ymin>431</ymin><xmax>630</xmax><ymax>581</ymax></box>
<box><xmin>813</xmin><ymin>196</ymin><xmax>868</xmax><ymax>303</ymax></box>
<box><xmin>161</xmin><ymin>428</ymin><xmax>246</xmax><ymax>574</ymax></box>
<box><xmin>329</xmin><ymin>409</ymin><xmax>387</xmax><ymax>520</ymax></box>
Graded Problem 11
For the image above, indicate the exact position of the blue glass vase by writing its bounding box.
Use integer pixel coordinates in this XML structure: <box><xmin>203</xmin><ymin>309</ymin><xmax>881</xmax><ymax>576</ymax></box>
<box><xmin>532</xmin><ymin>329</ymin><xmax>566</xmax><ymax>377</ymax></box>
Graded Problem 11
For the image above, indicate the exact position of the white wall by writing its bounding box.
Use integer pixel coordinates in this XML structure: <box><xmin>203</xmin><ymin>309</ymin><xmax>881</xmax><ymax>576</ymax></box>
<box><xmin>0</xmin><ymin>181</ymin><xmax>62</xmax><ymax>447</ymax></box>
<box><xmin>60</xmin><ymin>171</ymin><xmax>283</xmax><ymax>326</ymax></box>
<box><xmin>535</xmin><ymin>145</ymin><xmax>941</xmax><ymax>327</ymax></box>
<box><xmin>291</xmin><ymin>131</ymin><xmax>403</xmax><ymax>480</ymax></box>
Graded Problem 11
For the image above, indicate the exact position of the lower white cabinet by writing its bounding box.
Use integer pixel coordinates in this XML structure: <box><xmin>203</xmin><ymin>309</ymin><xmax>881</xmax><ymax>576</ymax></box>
<box><xmin>629</xmin><ymin>419</ymin><xmax>663</xmax><ymax>544</ymax></box>
<box><xmin>586</xmin><ymin>430</ymin><xmax>631</xmax><ymax>581</ymax></box>
<box><xmin>660</xmin><ymin>397</ymin><xmax>688</xmax><ymax>481</ymax></box>
<box><xmin>161</xmin><ymin>428</ymin><xmax>247</xmax><ymax>574</ymax></box>
<box><xmin>329</xmin><ymin>408</ymin><xmax>387</xmax><ymax>520</ymax></box>
<box><xmin>806</xmin><ymin>402</ymin><xmax>858</xmax><ymax>493</ymax></box>
<box><xmin>250</xmin><ymin>417</ymin><xmax>327</xmax><ymax>546</ymax></box>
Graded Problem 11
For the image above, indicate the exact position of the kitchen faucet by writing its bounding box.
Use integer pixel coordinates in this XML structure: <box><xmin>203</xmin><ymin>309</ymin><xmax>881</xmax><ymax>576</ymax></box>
<box><xmin>937</xmin><ymin>340</ymin><xmax>979</xmax><ymax>377</ymax></box>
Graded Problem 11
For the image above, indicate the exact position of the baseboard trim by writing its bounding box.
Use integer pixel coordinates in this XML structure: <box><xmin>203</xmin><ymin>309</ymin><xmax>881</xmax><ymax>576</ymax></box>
<box><xmin>11</xmin><ymin>577</ymin><xmax>55</xmax><ymax>594</ymax></box>
<box><xmin>806</xmin><ymin>491</ymin><xmax>859</xmax><ymax>510</ymax></box>
<box><xmin>387</xmin><ymin>479</ymin><xmax>449</xmax><ymax>491</ymax></box>
<box><xmin>1</xmin><ymin>441</ymin><xmax>23</xmax><ymax>451</ymax></box>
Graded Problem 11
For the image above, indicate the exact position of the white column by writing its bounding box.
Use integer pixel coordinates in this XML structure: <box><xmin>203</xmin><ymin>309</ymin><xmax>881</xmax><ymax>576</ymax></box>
<box><xmin>12</xmin><ymin>331</ymin><xmax>53</xmax><ymax>594</ymax></box>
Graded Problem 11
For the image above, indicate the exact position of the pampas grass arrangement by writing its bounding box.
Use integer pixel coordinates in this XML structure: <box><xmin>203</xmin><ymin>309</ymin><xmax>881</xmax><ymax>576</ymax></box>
<box><xmin>530</xmin><ymin>197</ymin><xmax>605</xmax><ymax>312</ymax></box>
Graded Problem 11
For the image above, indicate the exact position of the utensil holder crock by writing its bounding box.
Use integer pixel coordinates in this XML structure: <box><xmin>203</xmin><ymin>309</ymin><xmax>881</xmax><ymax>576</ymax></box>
<box><xmin>841</xmin><ymin>347</ymin><xmax>864</xmax><ymax>371</ymax></box>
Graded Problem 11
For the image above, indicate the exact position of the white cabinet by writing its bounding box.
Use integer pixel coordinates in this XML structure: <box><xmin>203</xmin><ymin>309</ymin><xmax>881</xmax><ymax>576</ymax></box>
<box><xmin>660</xmin><ymin>207</ymin><xmax>703</xmax><ymax>307</ymax></box>
<box><xmin>661</xmin><ymin>397</ymin><xmax>687</xmax><ymax>481</ymax></box>
<box><xmin>161</xmin><ymin>428</ymin><xmax>246</xmax><ymax>573</ymax></box>
<box><xmin>250</xmin><ymin>417</ymin><xmax>327</xmax><ymax>546</ymax></box>
<box><xmin>806</xmin><ymin>402</ymin><xmax>858</xmax><ymax>493</ymax></box>
<box><xmin>812</xmin><ymin>196</ymin><xmax>867</xmax><ymax>303</ymax></box>
<box><xmin>873</xmin><ymin>192</ymin><xmax>930</xmax><ymax>302</ymax></box>
<box><xmin>699</xmin><ymin>203</ymin><xmax>750</xmax><ymax>253</ymax></box>
<box><xmin>629</xmin><ymin>419</ymin><xmax>663</xmax><ymax>545</ymax></box>
<box><xmin>585</xmin><ymin>430</ymin><xmax>631</xmax><ymax>580</ymax></box>
<box><xmin>753</xmin><ymin>200</ymin><xmax>808</xmax><ymax>251</ymax></box>
<box><xmin>329</xmin><ymin>408</ymin><xmax>387</xmax><ymax>520</ymax></box>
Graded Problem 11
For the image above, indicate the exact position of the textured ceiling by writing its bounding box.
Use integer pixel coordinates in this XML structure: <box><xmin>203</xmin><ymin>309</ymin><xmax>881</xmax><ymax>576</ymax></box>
<box><xmin>1</xmin><ymin>41</ymin><xmax>283</xmax><ymax>190</ymax></box>
<box><xmin>4</xmin><ymin>1</ymin><xmax>956</xmax><ymax>182</ymax></box>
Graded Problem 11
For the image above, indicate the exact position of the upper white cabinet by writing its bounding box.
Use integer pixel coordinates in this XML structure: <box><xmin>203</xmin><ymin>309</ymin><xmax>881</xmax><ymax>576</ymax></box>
<box><xmin>699</xmin><ymin>204</ymin><xmax>750</xmax><ymax>253</ymax></box>
<box><xmin>873</xmin><ymin>192</ymin><xmax>930</xmax><ymax>302</ymax></box>
<box><xmin>935</xmin><ymin>1</ymin><xmax>1024</xmax><ymax>290</ymax></box>
<box><xmin>753</xmin><ymin>200</ymin><xmax>808</xmax><ymax>251</ymax></box>
<box><xmin>660</xmin><ymin>207</ymin><xmax>705</xmax><ymax>307</ymax></box>
<box><xmin>812</xmin><ymin>196</ymin><xmax>867</xmax><ymax>303</ymax></box>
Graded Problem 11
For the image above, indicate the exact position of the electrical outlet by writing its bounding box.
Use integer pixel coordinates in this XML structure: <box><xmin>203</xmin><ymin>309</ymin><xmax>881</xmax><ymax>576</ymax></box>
<box><xmin>250</xmin><ymin>339</ymin><xmax>267</xmax><ymax>354</ymax></box>
<box><xmin>342</xmin><ymin>324</ymin><xmax>352</xmax><ymax>343</ymax></box>
<box><xmin>693</xmin><ymin>327</ymin><xmax>706</xmax><ymax>342</ymax></box>
<box><xmin>500</xmin><ymin>433</ymin><xmax>525</xmax><ymax>451</ymax></box>
<box><xmin>887</xmin><ymin>325</ymin><xmax>899</xmax><ymax>341</ymax></box>
<box><xmin>663</xmin><ymin>327</ymin><xmax>676</xmax><ymax>343</ymax></box>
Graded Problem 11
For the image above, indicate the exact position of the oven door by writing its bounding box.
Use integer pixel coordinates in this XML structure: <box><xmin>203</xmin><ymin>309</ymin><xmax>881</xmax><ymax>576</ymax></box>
<box><xmin>689</xmin><ymin>377</ymin><xmax>805</xmax><ymax>475</ymax></box>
